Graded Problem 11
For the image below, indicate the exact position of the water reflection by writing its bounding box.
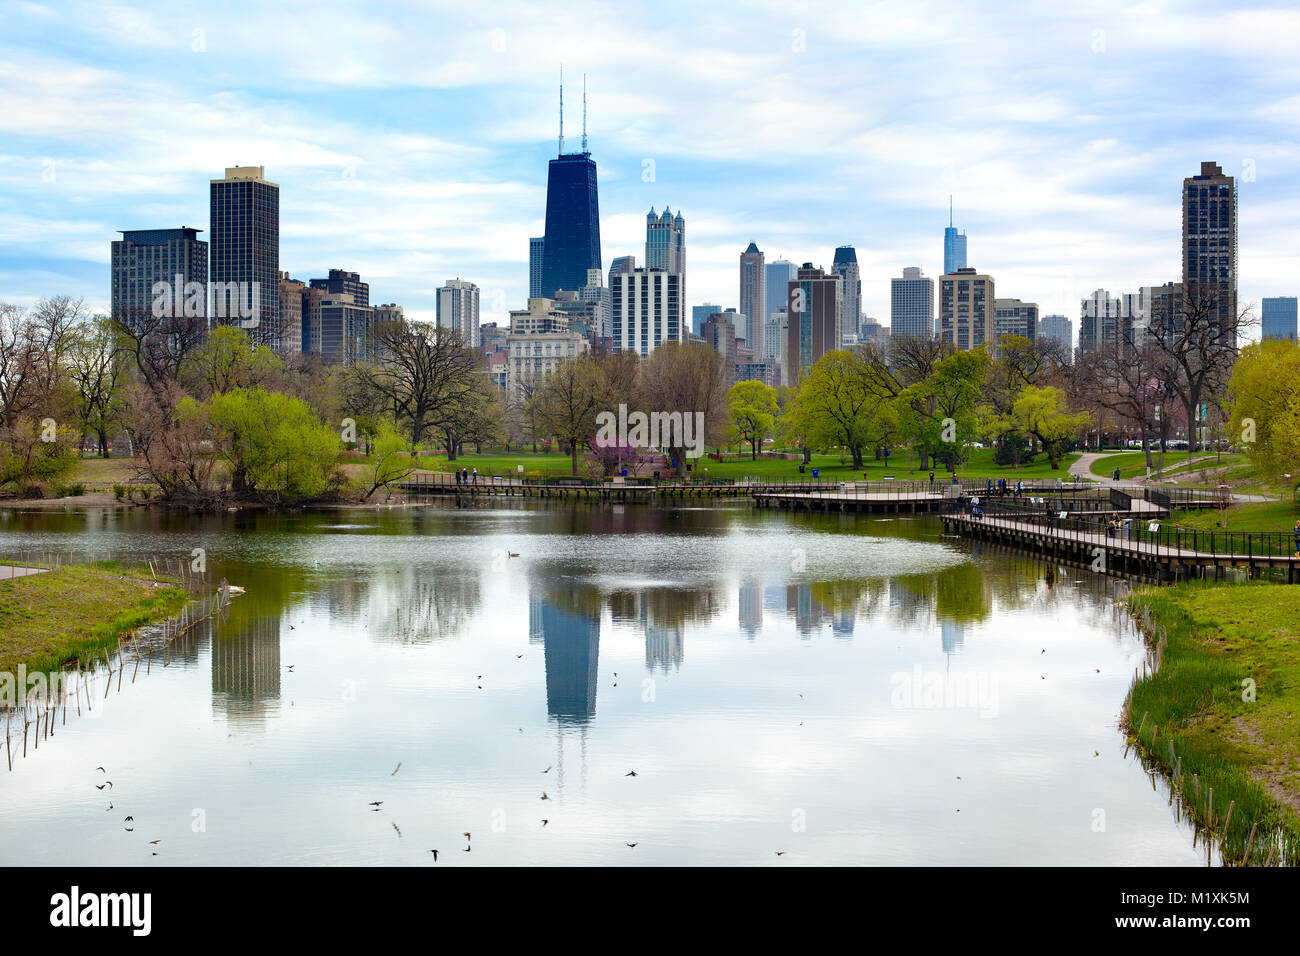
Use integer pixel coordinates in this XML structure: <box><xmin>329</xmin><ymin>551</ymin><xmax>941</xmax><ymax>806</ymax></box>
<box><xmin>0</xmin><ymin>501</ymin><xmax>1190</xmax><ymax>866</ymax></box>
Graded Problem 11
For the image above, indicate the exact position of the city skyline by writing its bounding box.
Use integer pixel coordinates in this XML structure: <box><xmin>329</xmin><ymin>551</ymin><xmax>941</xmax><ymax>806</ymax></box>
<box><xmin>3</xmin><ymin>2</ymin><xmax>1298</xmax><ymax>339</ymax></box>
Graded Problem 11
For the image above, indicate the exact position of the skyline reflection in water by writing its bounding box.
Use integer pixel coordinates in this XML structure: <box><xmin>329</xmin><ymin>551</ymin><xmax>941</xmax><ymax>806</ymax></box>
<box><xmin>0</xmin><ymin>502</ymin><xmax>1206</xmax><ymax>866</ymax></box>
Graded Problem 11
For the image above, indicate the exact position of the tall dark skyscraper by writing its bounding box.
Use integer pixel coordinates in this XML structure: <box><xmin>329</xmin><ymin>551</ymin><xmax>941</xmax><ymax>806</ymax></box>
<box><xmin>1182</xmin><ymin>161</ymin><xmax>1237</xmax><ymax>341</ymax></box>
<box><xmin>539</xmin><ymin>79</ymin><xmax>601</xmax><ymax>298</ymax></box>
<box><xmin>210</xmin><ymin>165</ymin><xmax>280</xmax><ymax>349</ymax></box>
<box><xmin>110</xmin><ymin>227</ymin><xmax>207</xmax><ymax>332</ymax></box>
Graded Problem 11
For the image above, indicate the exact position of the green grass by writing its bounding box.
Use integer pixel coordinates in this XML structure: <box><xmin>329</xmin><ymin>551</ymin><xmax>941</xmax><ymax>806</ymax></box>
<box><xmin>0</xmin><ymin>563</ymin><xmax>188</xmax><ymax>675</ymax></box>
<box><xmin>1089</xmin><ymin>450</ymin><xmax>1246</xmax><ymax>481</ymax></box>
<box><xmin>1168</xmin><ymin>499</ymin><xmax>1300</xmax><ymax>533</ymax></box>
<box><xmin>1128</xmin><ymin>582</ymin><xmax>1300</xmax><ymax>865</ymax></box>
<box><xmin>409</xmin><ymin>447</ymin><xmax>1080</xmax><ymax>482</ymax></box>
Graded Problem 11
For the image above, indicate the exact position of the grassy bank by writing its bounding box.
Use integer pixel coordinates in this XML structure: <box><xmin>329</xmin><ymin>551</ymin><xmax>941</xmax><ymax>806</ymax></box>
<box><xmin>1127</xmin><ymin>581</ymin><xmax>1300</xmax><ymax>865</ymax></box>
<box><xmin>1169</xmin><ymin>499</ymin><xmax>1300</xmax><ymax>533</ymax></box>
<box><xmin>0</xmin><ymin>562</ymin><xmax>188</xmax><ymax>675</ymax></box>
<box><xmin>411</xmin><ymin>447</ymin><xmax>1081</xmax><ymax>482</ymax></box>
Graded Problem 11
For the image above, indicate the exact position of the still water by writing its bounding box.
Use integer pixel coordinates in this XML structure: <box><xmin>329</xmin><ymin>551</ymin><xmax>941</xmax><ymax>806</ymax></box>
<box><xmin>0</xmin><ymin>501</ymin><xmax>1204</xmax><ymax>865</ymax></box>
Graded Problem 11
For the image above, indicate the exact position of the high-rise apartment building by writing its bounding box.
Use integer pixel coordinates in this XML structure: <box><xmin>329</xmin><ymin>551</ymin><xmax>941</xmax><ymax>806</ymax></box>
<box><xmin>1182</xmin><ymin>161</ymin><xmax>1237</xmax><ymax>342</ymax></box>
<box><xmin>1262</xmin><ymin>297</ymin><xmax>1298</xmax><ymax>341</ymax></box>
<box><xmin>318</xmin><ymin>294</ymin><xmax>374</xmax><ymax>366</ymax></box>
<box><xmin>890</xmin><ymin>266</ymin><xmax>933</xmax><ymax>339</ymax></box>
<box><xmin>436</xmin><ymin>278</ymin><xmax>481</xmax><ymax>347</ymax></box>
<box><xmin>1037</xmin><ymin>314</ymin><xmax>1073</xmax><ymax>358</ymax></box>
<box><xmin>993</xmin><ymin>298</ymin><xmax>1038</xmax><ymax>345</ymax></box>
<box><xmin>611</xmin><ymin>268</ymin><xmax>684</xmax><ymax>356</ymax></box>
<box><xmin>1079</xmin><ymin>289</ymin><xmax>1146</xmax><ymax>355</ymax></box>
<box><xmin>529</xmin><ymin>237</ymin><xmax>545</xmax><ymax>299</ymax></box>
<box><xmin>938</xmin><ymin>267</ymin><xmax>993</xmax><ymax>351</ymax></box>
<box><xmin>110</xmin><ymin>227</ymin><xmax>208</xmax><ymax>332</ymax></box>
<box><xmin>739</xmin><ymin>242</ymin><xmax>765</xmax><ymax>347</ymax></box>
<box><xmin>832</xmin><ymin>246</ymin><xmax>861</xmax><ymax>335</ymax></box>
<box><xmin>784</xmin><ymin>264</ymin><xmax>842</xmax><ymax>386</ymax></box>
<box><xmin>309</xmin><ymin>269</ymin><xmax>369</xmax><ymax>308</ymax></box>
<box><xmin>278</xmin><ymin>272</ymin><xmax>304</xmax><ymax>355</ymax></box>
<box><xmin>210</xmin><ymin>166</ymin><xmax>280</xmax><ymax>349</ymax></box>
<box><xmin>765</xmin><ymin>259</ymin><xmax>798</xmax><ymax>333</ymax></box>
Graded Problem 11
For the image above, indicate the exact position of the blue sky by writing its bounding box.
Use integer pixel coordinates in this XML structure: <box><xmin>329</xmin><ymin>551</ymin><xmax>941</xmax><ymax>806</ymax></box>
<box><xmin>2</xmin><ymin>0</ymin><xmax>1297</xmax><ymax>335</ymax></box>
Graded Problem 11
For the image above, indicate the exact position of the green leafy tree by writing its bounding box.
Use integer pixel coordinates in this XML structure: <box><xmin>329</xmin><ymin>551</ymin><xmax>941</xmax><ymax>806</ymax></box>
<box><xmin>727</xmin><ymin>379</ymin><xmax>779</xmax><ymax>460</ymax></box>
<box><xmin>792</xmin><ymin>350</ymin><xmax>897</xmax><ymax>469</ymax></box>
<box><xmin>360</xmin><ymin>419</ymin><xmax>416</xmax><ymax>500</ymax></box>
<box><xmin>898</xmin><ymin>348</ymin><xmax>990</xmax><ymax>471</ymax></box>
<box><xmin>184</xmin><ymin>387</ymin><xmax>342</xmax><ymax>503</ymax></box>
<box><xmin>1007</xmin><ymin>385</ymin><xmax>1090</xmax><ymax>469</ymax></box>
<box><xmin>1228</xmin><ymin>339</ymin><xmax>1300</xmax><ymax>492</ymax></box>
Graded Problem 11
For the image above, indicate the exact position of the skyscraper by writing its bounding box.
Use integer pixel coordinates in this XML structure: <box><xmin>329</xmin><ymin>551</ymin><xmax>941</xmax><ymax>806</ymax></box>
<box><xmin>645</xmin><ymin>207</ymin><xmax>685</xmax><ymax>272</ymax></box>
<box><xmin>765</xmin><ymin>259</ymin><xmax>797</xmax><ymax>332</ymax></box>
<box><xmin>943</xmin><ymin>198</ymin><xmax>967</xmax><ymax>276</ymax></box>
<box><xmin>608</xmin><ymin>255</ymin><xmax>635</xmax><ymax>291</ymax></box>
<box><xmin>939</xmin><ymin>267</ymin><xmax>993</xmax><ymax>351</ymax></box>
<box><xmin>890</xmin><ymin>266</ymin><xmax>933</xmax><ymax>339</ymax></box>
<box><xmin>110</xmin><ymin>227</ymin><xmax>207</xmax><ymax>332</ymax></box>
<box><xmin>1038</xmin><ymin>314</ymin><xmax>1073</xmax><ymax>359</ymax></box>
<box><xmin>993</xmin><ymin>298</ymin><xmax>1038</xmax><ymax>345</ymax></box>
<box><xmin>784</xmin><ymin>264</ymin><xmax>841</xmax><ymax>386</ymax></box>
<box><xmin>831</xmin><ymin>246</ymin><xmax>861</xmax><ymax>335</ymax></box>
<box><xmin>529</xmin><ymin>237</ymin><xmax>545</xmax><ymax>298</ymax></box>
<box><xmin>540</xmin><ymin>82</ymin><xmax>601</xmax><ymax>299</ymax></box>
<box><xmin>739</xmin><ymin>242</ymin><xmax>765</xmax><ymax>347</ymax></box>
<box><xmin>692</xmin><ymin>302</ymin><xmax>722</xmax><ymax>338</ymax></box>
<box><xmin>1182</xmin><ymin>161</ymin><xmax>1237</xmax><ymax>342</ymax></box>
<box><xmin>1262</xmin><ymin>297</ymin><xmax>1298</xmax><ymax>341</ymax></box>
<box><xmin>309</xmin><ymin>269</ymin><xmax>369</xmax><ymax>308</ymax></box>
<box><xmin>611</xmin><ymin>268</ymin><xmax>684</xmax><ymax>356</ymax></box>
<box><xmin>210</xmin><ymin>165</ymin><xmax>280</xmax><ymax>349</ymax></box>
<box><xmin>437</xmin><ymin>278</ymin><xmax>481</xmax><ymax>347</ymax></box>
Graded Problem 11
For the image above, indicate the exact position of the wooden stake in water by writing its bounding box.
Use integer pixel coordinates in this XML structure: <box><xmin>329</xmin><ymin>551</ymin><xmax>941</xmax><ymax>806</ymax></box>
<box><xmin>1243</xmin><ymin>821</ymin><xmax>1258</xmax><ymax>865</ymax></box>
<box><xmin>1222</xmin><ymin>800</ymin><xmax>1235</xmax><ymax>839</ymax></box>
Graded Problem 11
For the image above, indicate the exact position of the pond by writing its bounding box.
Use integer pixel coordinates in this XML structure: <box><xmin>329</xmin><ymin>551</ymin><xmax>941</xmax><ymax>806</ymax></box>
<box><xmin>0</xmin><ymin>501</ymin><xmax>1207</xmax><ymax>865</ymax></box>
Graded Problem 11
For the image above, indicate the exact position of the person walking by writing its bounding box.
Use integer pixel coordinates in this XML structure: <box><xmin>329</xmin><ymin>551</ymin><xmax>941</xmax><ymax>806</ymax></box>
<box><xmin>1293</xmin><ymin>520</ymin><xmax>1300</xmax><ymax>557</ymax></box>
<box><xmin>929</xmin><ymin>470</ymin><xmax>935</xmax><ymax>488</ymax></box>
<box><xmin>472</xmin><ymin>467</ymin><xmax>478</xmax><ymax>485</ymax></box>
<box><xmin>1113</xmin><ymin>466</ymin><xmax>1121</xmax><ymax>482</ymax></box>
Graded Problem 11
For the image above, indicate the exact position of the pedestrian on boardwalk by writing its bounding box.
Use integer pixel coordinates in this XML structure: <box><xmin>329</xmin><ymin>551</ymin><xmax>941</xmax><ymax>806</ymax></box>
<box><xmin>1293</xmin><ymin>520</ymin><xmax>1300</xmax><ymax>557</ymax></box>
<box><xmin>929</xmin><ymin>470</ymin><xmax>935</xmax><ymax>488</ymax></box>
<box><xmin>472</xmin><ymin>467</ymin><xmax>478</xmax><ymax>485</ymax></box>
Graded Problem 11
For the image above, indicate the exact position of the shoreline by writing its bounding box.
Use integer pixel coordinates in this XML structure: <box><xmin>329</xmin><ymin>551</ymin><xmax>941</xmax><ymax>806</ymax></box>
<box><xmin>1125</xmin><ymin>581</ymin><xmax>1300</xmax><ymax>866</ymax></box>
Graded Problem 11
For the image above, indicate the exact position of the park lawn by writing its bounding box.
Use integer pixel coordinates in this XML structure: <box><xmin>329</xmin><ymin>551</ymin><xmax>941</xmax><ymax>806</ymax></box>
<box><xmin>408</xmin><ymin>446</ymin><xmax>1080</xmax><ymax>482</ymax></box>
<box><xmin>70</xmin><ymin>456</ymin><xmax>151</xmax><ymax>491</ymax></box>
<box><xmin>1089</xmin><ymin>450</ymin><xmax>1246</xmax><ymax>481</ymax></box>
<box><xmin>1169</xmin><ymin>499</ymin><xmax>1300</xmax><ymax>533</ymax></box>
<box><xmin>1128</xmin><ymin>582</ymin><xmax>1300</xmax><ymax>864</ymax></box>
<box><xmin>0</xmin><ymin>563</ymin><xmax>188</xmax><ymax>674</ymax></box>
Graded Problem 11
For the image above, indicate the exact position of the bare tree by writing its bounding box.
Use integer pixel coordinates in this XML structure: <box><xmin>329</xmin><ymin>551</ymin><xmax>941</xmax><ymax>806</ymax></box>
<box><xmin>1145</xmin><ymin>281</ymin><xmax>1254</xmax><ymax>456</ymax></box>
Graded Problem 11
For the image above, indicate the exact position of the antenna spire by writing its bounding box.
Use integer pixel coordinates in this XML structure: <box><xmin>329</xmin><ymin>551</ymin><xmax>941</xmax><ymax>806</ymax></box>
<box><xmin>558</xmin><ymin>65</ymin><xmax>565</xmax><ymax>156</ymax></box>
<box><xmin>582</xmin><ymin>74</ymin><xmax>588</xmax><ymax>153</ymax></box>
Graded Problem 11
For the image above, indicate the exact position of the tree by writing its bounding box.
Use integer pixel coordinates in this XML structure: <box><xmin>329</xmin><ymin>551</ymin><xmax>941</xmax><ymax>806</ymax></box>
<box><xmin>1227</xmin><ymin>339</ymin><xmax>1300</xmax><ymax>491</ymax></box>
<box><xmin>0</xmin><ymin>417</ymin><xmax>77</xmax><ymax>495</ymax></box>
<box><xmin>1145</xmin><ymin>281</ymin><xmax>1254</xmax><ymax>458</ymax></box>
<box><xmin>346</xmin><ymin>322</ymin><xmax>479</xmax><ymax>446</ymax></box>
<box><xmin>1074</xmin><ymin>339</ymin><xmax>1164</xmax><ymax>471</ymax></box>
<box><xmin>792</xmin><ymin>350</ymin><xmax>897</xmax><ymax>469</ymax></box>
<box><xmin>432</xmin><ymin>371</ymin><xmax>506</xmax><ymax>460</ymax></box>
<box><xmin>186</xmin><ymin>387</ymin><xmax>343</xmax><ymax>503</ymax></box>
<box><xmin>65</xmin><ymin>316</ymin><xmax>127</xmax><ymax>456</ymax></box>
<box><xmin>727</xmin><ymin>379</ymin><xmax>779</xmax><ymax>460</ymax></box>
<box><xmin>1007</xmin><ymin>385</ymin><xmax>1091</xmax><ymax>469</ymax></box>
<box><xmin>0</xmin><ymin>297</ymin><xmax>79</xmax><ymax>429</ymax></box>
<box><xmin>531</xmin><ymin>354</ymin><xmax>609</xmax><ymax>475</ymax></box>
<box><xmin>636</xmin><ymin>342</ymin><xmax>729</xmax><ymax>467</ymax></box>
<box><xmin>360</xmin><ymin>420</ymin><xmax>417</xmax><ymax>500</ymax></box>
<box><xmin>182</xmin><ymin>324</ymin><xmax>285</xmax><ymax>399</ymax></box>
<box><xmin>897</xmin><ymin>348</ymin><xmax>989</xmax><ymax>471</ymax></box>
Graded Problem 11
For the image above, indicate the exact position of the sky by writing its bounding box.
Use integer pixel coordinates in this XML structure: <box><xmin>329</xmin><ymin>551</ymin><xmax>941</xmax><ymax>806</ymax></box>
<box><xmin>2</xmin><ymin>0</ymin><xmax>1298</xmax><ymax>338</ymax></box>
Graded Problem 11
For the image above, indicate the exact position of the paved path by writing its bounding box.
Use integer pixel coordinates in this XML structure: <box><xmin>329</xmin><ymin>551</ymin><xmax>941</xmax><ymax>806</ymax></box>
<box><xmin>1073</xmin><ymin>451</ymin><xmax>1274</xmax><ymax>504</ymax></box>
<box><xmin>0</xmin><ymin>565</ymin><xmax>48</xmax><ymax>580</ymax></box>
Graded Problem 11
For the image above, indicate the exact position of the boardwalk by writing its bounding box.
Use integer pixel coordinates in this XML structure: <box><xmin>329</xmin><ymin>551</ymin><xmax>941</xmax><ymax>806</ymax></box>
<box><xmin>942</xmin><ymin>511</ymin><xmax>1300</xmax><ymax>580</ymax></box>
